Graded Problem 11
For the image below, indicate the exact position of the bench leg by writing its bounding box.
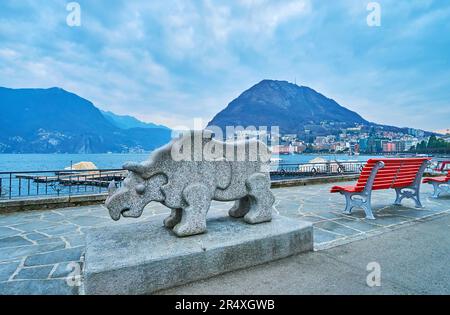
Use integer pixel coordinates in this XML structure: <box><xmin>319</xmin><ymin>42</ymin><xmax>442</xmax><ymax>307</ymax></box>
<box><xmin>430</xmin><ymin>182</ymin><xmax>441</xmax><ymax>198</ymax></box>
<box><xmin>341</xmin><ymin>191</ymin><xmax>375</xmax><ymax>220</ymax></box>
<box><xmin>429</xmin><ymin>182</ymin><xmax>450</xmax><ymax>198</ymax></box>
<box><xmin>342</xmin><ymin>192</ymin><xmax>354</xmax><ymax>214</ymax></box>
<box><xmin>361</xmin><ymin>196</ymin><xmax>375</xmax><ymax>220</ymax></box>
<box><xmin>394</xmin><ymin>187</ymin><xmax>422</xmax><ymax>208</ymax></box>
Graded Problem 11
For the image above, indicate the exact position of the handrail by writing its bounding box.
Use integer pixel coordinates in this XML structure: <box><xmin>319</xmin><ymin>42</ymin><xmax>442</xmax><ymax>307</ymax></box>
<box><xmin>0</xmin><ymin>168</ymin><xmax>123</xmax><ymax>175</ymax></box>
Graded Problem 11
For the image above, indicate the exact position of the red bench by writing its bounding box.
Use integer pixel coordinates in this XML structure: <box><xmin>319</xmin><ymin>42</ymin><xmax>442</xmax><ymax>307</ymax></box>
<box><xmin>423</xmin><ymin>170</ymin><xmax>450</xmax><ymax>198</ymax></box>
<box><xmin>330</xmin><ymin>158</ymin><xmax>431</xmax><ymax>219</ymax></box>
<box><xmin>433</xmin><ymin>160</ymin><xmax>450</xmax><ymax>172</ymax></box>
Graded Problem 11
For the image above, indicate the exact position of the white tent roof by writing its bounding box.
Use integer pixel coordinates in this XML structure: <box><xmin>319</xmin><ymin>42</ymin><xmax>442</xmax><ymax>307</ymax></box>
<box><xmin>308</xmin><ymin>157</ymin><xmax>328</xmax><ymax>163</ymax></box>
<box><xmin>65</xmin><ymin>161</ymin><xmax>98</xmax><ymax>171</ymax></box>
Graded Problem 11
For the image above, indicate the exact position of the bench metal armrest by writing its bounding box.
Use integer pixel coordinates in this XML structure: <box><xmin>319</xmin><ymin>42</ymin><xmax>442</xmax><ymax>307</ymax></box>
<box><xmin>412</xmin><ymin>160</ymin><xmax>431</xmax><ymax>188</ymax></box>
<box><xmin>362</xmin><ymin>161</ymin><xmax>385</xmax><ymax>194</ymax></box>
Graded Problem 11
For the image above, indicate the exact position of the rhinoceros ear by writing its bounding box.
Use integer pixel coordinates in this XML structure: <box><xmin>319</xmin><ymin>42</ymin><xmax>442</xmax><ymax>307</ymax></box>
<box><xmin>123</xmin><ymin>162</ymin><xmax>145</xmax><ymax>175</ymax></box>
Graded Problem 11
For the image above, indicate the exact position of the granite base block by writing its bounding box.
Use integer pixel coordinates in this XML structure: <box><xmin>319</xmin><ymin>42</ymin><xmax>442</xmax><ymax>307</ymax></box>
<box><xmin>84</xmin><ymin>214</ymin><xmax>313</xmax><ymax>295</ymax></box>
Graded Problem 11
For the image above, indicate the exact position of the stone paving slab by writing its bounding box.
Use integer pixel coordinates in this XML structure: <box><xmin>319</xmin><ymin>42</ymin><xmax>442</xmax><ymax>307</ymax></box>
<box><xmin>51</xmin><ymin>262</ymin><xmax>77</xmax><ymax>279</ymax></box>
<box><xmin>0</xmin><ymin>279</ymin><xmax>79</xmax><ymax>295</ymax></box>
<box><xmin>14</xmin><ymin>265</ymin><xmax>54</xmax><ymax>280</ymax></box>
<box><xmin>24</xmin><ymin>246</ymin><xmax>84</xmax><ymax>266</ymax></box>
<box><xmin>0</xmin><ymin>180</ymin><xmax>449</xmax><ymax>294</ymax></box>
<box><xmin>0</xmin><ymin>236</ymin><xmax>33</xmax><ymax>248</ymax></box>
<box><xmin>0</xmin><ymin>242</ymin><xmax>66</xmax><ymax>262</ymax></box>
<box><xmin>0</xmin><ymin>261</ymin><xmax>20</xmax><ymax>282</ymax></box>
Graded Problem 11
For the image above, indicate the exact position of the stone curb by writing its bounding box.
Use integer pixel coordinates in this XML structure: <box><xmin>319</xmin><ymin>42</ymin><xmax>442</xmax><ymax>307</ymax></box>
<box><xmin>0</xmin><ymin>194</ymin><xmax>108</xmax><ymax>214</ymax></box>
<box><xmin>271</xmin><ymin>174</ymin><xmax>359</xmax><ymax>188</ymax></box>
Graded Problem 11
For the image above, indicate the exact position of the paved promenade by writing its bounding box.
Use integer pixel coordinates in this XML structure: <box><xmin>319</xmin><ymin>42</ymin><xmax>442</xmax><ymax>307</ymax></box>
<box><xmin>160</xmin><ymin>213</ymin><xmax>450</xmax><ymax>295</ymax></box>
<box><xmin>0</xmin><ymin>180</ymin><xmax>449</xmax><ymax>294</ymax></box>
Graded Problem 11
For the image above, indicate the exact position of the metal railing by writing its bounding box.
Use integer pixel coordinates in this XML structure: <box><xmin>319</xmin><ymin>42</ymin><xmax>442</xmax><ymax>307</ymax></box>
<box><xmin>0</xmin><ymin>159</ymin><xmax>445</xmax><ymax>201</ymax></box>
<box><xmin>270</xmin><ymin>161</ymin><xmax>365</xmax><ymax>180</ymax></box>
<box><xmin>0</xmin><ymin>169</ymin><xmax>125</xmax><ymax>200</ymax></box>
<box><xmin>0</xmin><ymin>161</ymin><xmax>369</xmax><ymax>200</ymax></box>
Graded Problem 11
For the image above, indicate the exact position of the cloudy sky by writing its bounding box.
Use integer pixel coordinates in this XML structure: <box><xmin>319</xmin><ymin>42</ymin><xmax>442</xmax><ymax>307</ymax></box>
<box><xmin>0</xmin><ymin>0</ymin><xmax>449</xmax><ymax>130</ymax></box>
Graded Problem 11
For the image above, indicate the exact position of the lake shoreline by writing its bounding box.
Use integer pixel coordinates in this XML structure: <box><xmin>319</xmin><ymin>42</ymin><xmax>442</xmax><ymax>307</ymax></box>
<box><xmin>0</xmin><ymin>153</ymin><xmax>378</xmax><ymax>172</ymax></box>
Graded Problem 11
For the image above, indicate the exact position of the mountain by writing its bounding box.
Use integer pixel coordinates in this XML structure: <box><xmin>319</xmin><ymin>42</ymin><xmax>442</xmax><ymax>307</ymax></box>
<box><xmin>208</xmin><ymin>80</ymin><xmax>369</xmax><ymax>137</ymax></box>
<box><xmin>101</xmin><ymin>110</ymin><xmax>169</xmax><ymax>130</ymax></box>
<box><xmin>0</xmin><ymin>87</ymin><xmax>171</xmax><ymax>153</ymax></box>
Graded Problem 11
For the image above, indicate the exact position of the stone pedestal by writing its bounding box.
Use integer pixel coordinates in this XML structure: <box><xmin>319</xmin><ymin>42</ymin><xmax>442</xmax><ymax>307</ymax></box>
<box><xmin>84</xmin><ymin>213</ymin><xmax>313</xmax><ymax>295</ymax></box>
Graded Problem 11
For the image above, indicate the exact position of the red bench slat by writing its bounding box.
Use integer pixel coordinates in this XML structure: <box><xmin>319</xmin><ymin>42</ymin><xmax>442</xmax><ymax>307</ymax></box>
<box><xmin>422</xmin><ymin>170</ymin><xmax>450</xmax><ymax>184</ymax></box>
<box><xmin>330</xmin><ymin>185</ymin><xmax>363</xmax><ymax>193</ymax></box>
<box><xmin>358</xmin><ymin>171</ymin><xmax>420</xmax><ymax>181</ymax></box>
<box><xmin>394</xmin><ymin>174</ymin><xmax>419</xmax><ymax>181</ymax></box>
<box><xmin>423</xmin><ymin>176</ymin><xmax>446</xmax><ymax>183</ymax></box>
<box><xmin>371</xmin><ymin>184</ymin><xmax>395</xmax><ymax>190</ymax></box>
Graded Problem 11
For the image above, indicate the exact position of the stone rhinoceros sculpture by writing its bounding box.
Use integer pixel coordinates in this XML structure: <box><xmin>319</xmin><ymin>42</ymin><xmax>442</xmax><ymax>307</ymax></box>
<box><xmin>106</xmin><ymin>130</ymin><xmax>275</xmax><ymax>237</ymax></box>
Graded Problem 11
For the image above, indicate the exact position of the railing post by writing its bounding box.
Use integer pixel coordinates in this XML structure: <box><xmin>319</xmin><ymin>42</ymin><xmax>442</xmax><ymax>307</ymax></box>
<box><xmin>57</xmin><ymin>173</ymin><xmax>60</xmax><ymax>196</ymax></box>
<box><xmin>68</xmin><ymin>173</ymin><xmax>72</xmax><ymax>196</ymax></box>
<box><xmin>9</xmin><ymin>173</ymin><xmax>12</xmax><ymax>199</ymax></box>
<box><xmin>99</xmin><ymin>170</ymin><xmax>102</xmax><ymax>193</ymax></box>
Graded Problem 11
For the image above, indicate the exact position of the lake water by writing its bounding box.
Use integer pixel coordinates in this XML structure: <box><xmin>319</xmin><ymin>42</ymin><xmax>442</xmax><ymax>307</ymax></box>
<box><xmin>0</xmin><ymin>153</ymin><xmax>379</xmax><ymax>199</ymax></box>
<box><xmin>0</xmin><ymin>153</ymin><xmax>375</xmax><ymax>172</ymax></box>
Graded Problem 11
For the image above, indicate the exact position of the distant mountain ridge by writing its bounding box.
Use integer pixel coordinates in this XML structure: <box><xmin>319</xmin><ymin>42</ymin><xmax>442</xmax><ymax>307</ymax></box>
<box><xmin>101</xmin><ymin>110</ymin><xmax>169</xmax><ymax>130</ymax></box>
<box><xmin>208</xmin><ymin>80</ymin><xmax>428</xmax><ymax>138</ymax></box>
<box><xmin>0</xmin><ymin>87</ymin><xmax>171</xmax><ymax>153</ymax></box>
<box><xmin>209</xmin><ymin>80</ymin><xmax>367</xmax><ymax>134</ymax></box>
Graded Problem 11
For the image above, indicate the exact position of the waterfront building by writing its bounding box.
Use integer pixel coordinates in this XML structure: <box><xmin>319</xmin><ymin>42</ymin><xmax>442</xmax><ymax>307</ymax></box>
<box><xmin>271</xmin><ymin>145</ymin><xmax>291</xmax><ymax>155</ymax></box>
<box><xmin>382</xmin><ymin>141</ymin><xmax>397</xmax><ymax>152</ymax></box>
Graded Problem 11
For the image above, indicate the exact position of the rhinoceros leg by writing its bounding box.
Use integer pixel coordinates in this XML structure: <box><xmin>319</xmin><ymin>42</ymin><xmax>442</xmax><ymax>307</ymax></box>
<box><xmin>228</xmin><ymin>196</ymin><xmax>251</xmax><ymax>218</ymax></box>
<box><xmin>173</xmin><ymin>183</ymin><xmax>212</xmax><ymax>237</ymax></box>
<box><xmin>164</xmin><ymin>208</ymin><xmax>182</xmax><ymax>228</ymax></box>
<box><xmin>244</xmin><ymin>173</ymin><xmax>274</xmax><ymax>224</ymax></box>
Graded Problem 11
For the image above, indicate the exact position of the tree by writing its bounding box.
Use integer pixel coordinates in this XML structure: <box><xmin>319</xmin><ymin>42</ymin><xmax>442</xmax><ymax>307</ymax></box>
<box><xmin>412</xmin><ymin>136</ymin><xmax>450</xmax><ymax>153</ymax></box>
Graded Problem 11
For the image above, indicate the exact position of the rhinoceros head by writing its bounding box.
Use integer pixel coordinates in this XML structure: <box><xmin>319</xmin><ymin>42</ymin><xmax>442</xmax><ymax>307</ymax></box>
<box><xmin>105</xmin><ymin>166</ymin><xmax>167</xmax><ymax>221</ymax></box>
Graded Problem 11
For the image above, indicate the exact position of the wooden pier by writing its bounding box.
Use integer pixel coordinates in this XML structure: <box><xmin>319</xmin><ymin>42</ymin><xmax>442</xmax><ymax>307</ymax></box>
<box><xmin>15</xmin><ymin>170</ymin><xmax>127</xmax><ymax>187</ymax></box>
